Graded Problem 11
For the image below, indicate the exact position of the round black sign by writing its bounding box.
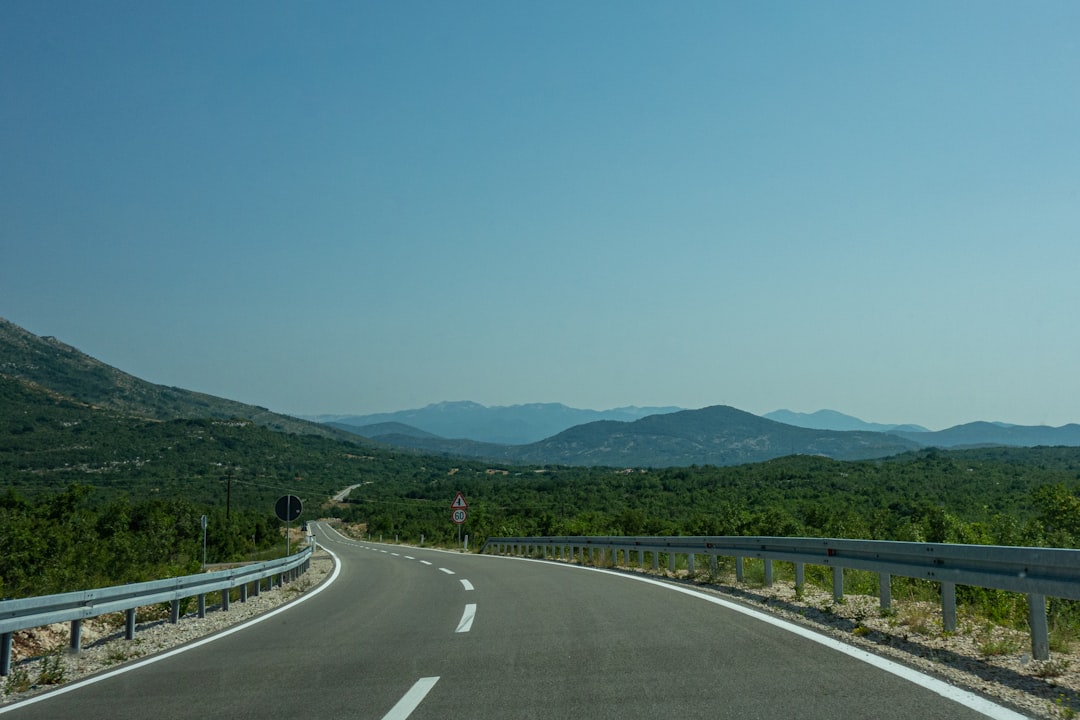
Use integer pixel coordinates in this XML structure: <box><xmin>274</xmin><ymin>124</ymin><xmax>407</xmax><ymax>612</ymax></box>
<box><xmin>275</xmin><ymin>494</ymin><xmax>303</xmax><ymax>522</ymax></box>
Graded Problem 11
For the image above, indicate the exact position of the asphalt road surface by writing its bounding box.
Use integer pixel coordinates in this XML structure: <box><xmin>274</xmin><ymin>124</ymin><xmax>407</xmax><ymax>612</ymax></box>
<box><xmin>2</xmin><ymin>522</ymin><xmax>1025</xmax><ymax>719</ymax></box>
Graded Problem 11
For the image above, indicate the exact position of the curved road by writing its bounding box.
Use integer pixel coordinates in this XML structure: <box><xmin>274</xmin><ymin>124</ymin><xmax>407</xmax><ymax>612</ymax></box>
<box><xmin>3</xmin><ymin>522</ymin><xmax>1023</xmax><ymax>719</ymax></box>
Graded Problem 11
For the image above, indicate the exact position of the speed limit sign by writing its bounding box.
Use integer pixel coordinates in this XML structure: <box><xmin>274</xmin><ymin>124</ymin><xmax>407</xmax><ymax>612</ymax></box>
<box><xmin>452</xmin><ymin>508</ymin><xmax>467</xmax><ymax>524</ymax></box>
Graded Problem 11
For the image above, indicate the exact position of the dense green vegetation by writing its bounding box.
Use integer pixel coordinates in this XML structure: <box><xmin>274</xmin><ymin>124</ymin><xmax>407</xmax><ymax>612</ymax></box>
<box><xmin>0</xmin><ymin>374</ymin><xmax>414</xmax><ymax>598</ymax></box>
<box><xmin>331</xmin><ymin>447</ymin><xmax>1080</xmax><ymax>550</ymax></box>
<box><xmin>0</xmin><ymin>485</ymin><xmax>280</xmax><ymax>598</ymax></box>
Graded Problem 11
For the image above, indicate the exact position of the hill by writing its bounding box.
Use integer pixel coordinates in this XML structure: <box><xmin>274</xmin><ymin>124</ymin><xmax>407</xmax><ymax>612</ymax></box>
<box><xmin>311</xmin><ymin>401</ymin><xmax>683</xmax><ymax>444</ymax></box>
<box><xmin>368</xmin><ymin>405</ymin><xmax>922</xmax><ymax>466</ymax></box>
<box><xmin>893</xmin><ymin>421</ymin><xmax>1080</xmax><ymax>448</ymax></box>
<box><xmin>0</xmin><ymin>317</ymin><xmax>349</xmax><ymax>440</ymax></box>
<box><xmin>764</xmin><ymin>407</ymin><xmax>1080</xmax><ymax>448</ymax></box>
<box><xmin>764</xmin><ymin>409</ymin><xmax>928</xmax><ymax>433</ymax></box>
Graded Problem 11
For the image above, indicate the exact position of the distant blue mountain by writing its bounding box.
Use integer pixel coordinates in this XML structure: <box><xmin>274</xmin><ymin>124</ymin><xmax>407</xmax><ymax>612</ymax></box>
<box><xmin>765</xmin><ymin>409</ymin><xmax>1080</xmax><ymax>449</ymax></box>
<box><xmin>764</xmin><ymin>409</ymin><xmax>928</xmax><ymax>434</ymax></box>
<box><xmin>309</xmin><ymin>401</ymin><xmax>683</xmax><ymax>445</ymax></box>
<box><xmin>891</xmin><ymin>422</ymin><xmax>1080</xmax><ymax>449</ymax></box>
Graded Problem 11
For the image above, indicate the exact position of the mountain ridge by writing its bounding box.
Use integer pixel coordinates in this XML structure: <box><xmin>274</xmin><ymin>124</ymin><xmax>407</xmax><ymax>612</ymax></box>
<box><xmin>309</xmin><ymin>401</ymin><xmax>683</xmax><ymax>445</ymax></box>
<box><xmin>0</xmin><ymin>317</ymin><xmax>353</xmax><ymax>441</ymax></box>
<box><xmin>764</xmin><ymin>408</ymin><xmax>928</xmax><ymax>433</ymax></box>
<box><xmin>358</xmin><ymin>405</ymin><xmax>923</xmax><ymax>467</ymax></box>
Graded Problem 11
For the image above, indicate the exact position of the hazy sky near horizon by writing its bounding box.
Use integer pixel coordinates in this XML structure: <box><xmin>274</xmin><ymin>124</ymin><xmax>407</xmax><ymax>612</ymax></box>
<box><xmin>3</xmin><ymin>2</ymin><xmax>1078</xmax><ymax>431</ymax></box>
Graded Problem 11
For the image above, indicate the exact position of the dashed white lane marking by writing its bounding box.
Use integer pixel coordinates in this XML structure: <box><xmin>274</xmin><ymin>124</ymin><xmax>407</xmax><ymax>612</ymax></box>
<box><xmin>404</xmin><ymin>556</ymin><xmax>415</xmax><ymax>560</ymax></box>
<box><xmin>460</xmin><ymin>579</ymin><xmax>474</xmax><ymax>591</ymax></box>
<box><xmin>419</xmin><ymin>560</ymin><xmax>432</xmax><ymax>566</ymax></box>
<box><xmin>381</xmin><ymin>676</ymin><xmax>440</xmax><ymax>720</ymax></box>
<box><xmin>455</xmin><ymin>603</ymin><xmax>477</xmax><ymax>633</ymax></box>
<box><xmin>438</xmin><ymin>567</ymin><xmax>455</xmax><ymax>575</ymax></box>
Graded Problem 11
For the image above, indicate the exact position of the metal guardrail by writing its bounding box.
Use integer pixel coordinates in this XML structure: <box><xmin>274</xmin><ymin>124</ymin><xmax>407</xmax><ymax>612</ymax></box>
<box><xmin>481</xmin><ymin>535</ymin><xmax>1080</xmax><ymax>661</ymax></box>
<box><xmin>0</xmin><ymin>540</ymin><xmax>316</xmax><ymax>676</ymax></box>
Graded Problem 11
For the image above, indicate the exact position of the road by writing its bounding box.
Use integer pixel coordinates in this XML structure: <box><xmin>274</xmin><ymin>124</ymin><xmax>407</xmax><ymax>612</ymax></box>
<box><xmin>2</xmin><ymin>522</ymin><xmax>1024</xmax><ymax>719</ymax></box>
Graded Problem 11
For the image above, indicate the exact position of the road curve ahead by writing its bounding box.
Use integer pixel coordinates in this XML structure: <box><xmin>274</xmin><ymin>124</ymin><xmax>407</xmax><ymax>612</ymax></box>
<box><xmin>2</xmin><ymin>522</ymin><xmax>1025</xmax><ymax>719</ymax></box>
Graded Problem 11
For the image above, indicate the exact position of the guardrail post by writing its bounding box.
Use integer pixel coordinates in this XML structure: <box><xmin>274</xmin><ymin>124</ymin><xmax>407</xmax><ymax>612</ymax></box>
<box><xmin>879</xmin><ymin>573</ymin><xmax>892</xmax><ymax>610</ymax></box>
<box><xmin>240</xmin><ymin>583</ymin><xmax>249</xmax><ymax>603</ymax></box>
<box><xmin>222</xmin><ymin>588</ymin><xmax>231</xmax><ymax>611</ymax></box>
<box><xmin>832</xmin><ymin>566</ymin><xmax>844</xmax><ymax>602</ymax></box>
<box><xmin>652</xmin><ymin>552</ymin><xmax>659</xmax><ymax>571</ymax></box>
<box><xmin>735</xmin><ymin>557</ymin><xmax>744</xmax><ymax>582</ymax></box>
<box><xmin>764</xmin><ymin>559</ymin><xmax>773</xmax><ymax>587</ymax></box>
<box><xmin>637</xmin><ymin>549</ymin><xmax>644</xmax><ymax>567</ymax></box>
<box><xmin>687</xmin><ymin>553</ymin><xmax>695</xmax><ymax>575</ymax></box>
<box><xmin>709</xmin><ymin>554</ymin><xmax>717</xmax><ymax>574</ymax></box>
<box><xmin>198</xmin><ymin>594</ymin><xmax>206</xmax><ymax>618</ymax></box>
<box><xmin>668</xmin><ymin>552</ymin><xmax>675</xmax><ymax>573</ymax></box>
<box><xmin>70</xmin><ymin>619</ymin><xmax>82</xmax><ymax>653</ymax></box>
<box><xmin>253</xmin><ymin>578</ymin><xmax>261</xmax><ymax>597</ymax></box>
<box><xmin>125</xmin><ymin>608</ymin><xmax>136</xmax><ymax>640</ymax></box>
<box><xmin>795</xmin><ymin>563</ymin><xmax>805</xmax><ymax>594</ymax></box>
<box><xmin>941</xmin><ymin>582</ymin><xmax>957</xmax><ymax>632</ymax></box>
<box><xmin>170</xmin><ymin>599</ymin><xmax>181</xmax><ymax>623</ymax></box>
<box><xmin>1028</xmin><ymin>594</ymin><xmax>1050</xmax><ymax>661</ymax></box>
<box><xmin>1</xmin><ymin>632</ymin><xmax>11</xmax><ymax>677</ymax></box>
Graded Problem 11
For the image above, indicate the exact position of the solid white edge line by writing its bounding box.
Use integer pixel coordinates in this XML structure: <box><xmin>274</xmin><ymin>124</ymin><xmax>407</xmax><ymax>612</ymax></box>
<box><xmin>381</xmin><ymin>676</ymin><xmax>440</xmax><ymax>720</ymax></box>
<box><xmin>460</xmin><ymin>579</ymin><xmax>474</xmax><ymax>591</ymax></box>
<box><xmin>455</xmin><ymin>603</ymin><xmax>477</xmax><ymax>633</ymax></box>
<box><xmin>0</xmin><ymin>534</ymin><xmax>343</xmax><ymax>716</ymax></box>
<box><xmin>484</xmin><ymin>555</ymin><xmax>1027</xmax><ymax>720</ymax></box>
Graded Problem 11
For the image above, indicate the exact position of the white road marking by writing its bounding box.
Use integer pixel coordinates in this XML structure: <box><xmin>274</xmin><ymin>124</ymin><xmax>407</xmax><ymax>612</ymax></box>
<box><xmin>381</xmin><ymin>677</ymin><xmax>440</xmax><ymax>720</ymax></box>
<box><xmin>390</xmin><ymin>552</ymin><xmax>400</xmax><ymax>557</ymax></box>
<box><xmin>499</xmin><ymin>557</ymin><xmax>1028</xmax><ymax>720</ymax></box>
<box><xmin>455</xmin><ymin>603</ymin><xmax>477</xmax><ymax>633</ymax></box>
<box><xmin>0</xmin><ymin>537</ymin><xmax>344</xmax><ymax>715</ymax></box>
<box><xmin>404</xmin><ymin>556</ymin><xmax>415</xmax><ymax>560</ymax></box>
<box><xmin>438</xmin><ymin>567</ymin><xmax>455</xmax><ymax>575</ymax></box>
<box><xmin>459</xmin><ymin>579</ymin><xmax>474</xmax><ymax>591</ymax></box>
<box><xmin>420</xmin><ymin>560</ymin><xmax>432</xmax><ymax>566</ymax></box>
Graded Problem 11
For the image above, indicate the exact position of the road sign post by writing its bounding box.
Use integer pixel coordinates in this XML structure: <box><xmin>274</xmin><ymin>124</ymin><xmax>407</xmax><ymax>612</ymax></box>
<box><xmin>451</xmin><ymin>493</ymin><xmax>468</xmax><ymax>549</ymax></box>
<box><xmin>275</xmin><ymin>495</ymin><xmax>303</xmax><ymax>556</ymax></box>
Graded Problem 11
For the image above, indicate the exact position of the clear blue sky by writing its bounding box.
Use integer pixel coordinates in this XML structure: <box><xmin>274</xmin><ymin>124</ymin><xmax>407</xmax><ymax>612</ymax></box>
<box><xmin>3</xmin><ymin>2</ymin><xmax>1078</xmax><ymax>430</ymax></box>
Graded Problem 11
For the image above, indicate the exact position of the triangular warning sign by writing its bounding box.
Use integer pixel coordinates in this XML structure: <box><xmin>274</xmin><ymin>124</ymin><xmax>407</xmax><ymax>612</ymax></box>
<box><xmin>451</xmin><ymin>492</ymin><xmax>468</xmax><ymax>509</ymax></box>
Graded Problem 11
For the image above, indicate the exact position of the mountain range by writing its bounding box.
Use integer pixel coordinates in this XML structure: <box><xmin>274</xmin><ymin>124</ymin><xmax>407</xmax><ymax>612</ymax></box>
<box><xmin>322</xmin><ymin>401</ymin><xmax>1080</xmax><ymax>457</ymax></box>
<box><xmin>3</xmin><ymin>315</ymin><xmax>1079</xmax><ymax>469</ymax></box>
<box><xmin>308</xmin><ymin>402</ymin><xmax>683</xmax><ymax>445</ymax></box>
